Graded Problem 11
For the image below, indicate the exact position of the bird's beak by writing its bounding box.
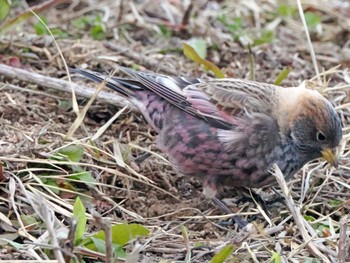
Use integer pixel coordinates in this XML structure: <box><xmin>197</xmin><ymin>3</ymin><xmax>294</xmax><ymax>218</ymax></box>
<box><xmin>321</xmin><ymin>148</ymin><xmax>339</xmax><ymax>168</ymax></box>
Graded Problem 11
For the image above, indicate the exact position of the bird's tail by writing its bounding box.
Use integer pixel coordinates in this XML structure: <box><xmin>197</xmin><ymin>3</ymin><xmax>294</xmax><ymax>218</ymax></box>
<box><xmin>70</xmin><ymin>67</ymin><xmax>142</xmax><ymax>98</ymax></box>
<box><xmin>70</xmin><ymin>67</ymin><xmax>170</xmax><ymax>132</ymax></box>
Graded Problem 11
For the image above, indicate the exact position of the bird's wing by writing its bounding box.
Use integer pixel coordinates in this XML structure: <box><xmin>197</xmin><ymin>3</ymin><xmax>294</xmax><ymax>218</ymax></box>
<box><xmin>119</xmin><ymin>67</ymin><xmax>278</xmax><ymax>130</ymax></box>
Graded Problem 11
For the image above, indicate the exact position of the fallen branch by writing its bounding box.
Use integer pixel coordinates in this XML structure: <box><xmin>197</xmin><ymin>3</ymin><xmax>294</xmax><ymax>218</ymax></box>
<box><xmin>0</xmin><ymin>63</ymin><xmax>131</xmax><ymax>109</ymax></box>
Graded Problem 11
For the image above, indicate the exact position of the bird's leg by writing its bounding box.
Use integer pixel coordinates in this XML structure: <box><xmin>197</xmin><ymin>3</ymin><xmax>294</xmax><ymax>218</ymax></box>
<box><xmin>237</xmin><ymin>187</ymin><xmax>285</xmax><ymax>214</ymax></box>
<box><xmin>265</xmin><ymin>187</ymin><xmax>285</xmax><ymax>206</ymax></box>
<box><xmin>236</xmin><ymin>187</ymin><xmax>269</xmax><ymax>216</ymax></box>
<box><xmin>203</xmin><ymin>181</ymin><xmax>248</xmax><ymax>229</ymax></box>
<box><xmin>212</xmin><ymin>197</ymin><xmax>248</xmax><ymax>229</ymax></box>
<box><xmin>134</xmin><ymin>152</ymin><xmax>152</xmax><ymax>164</ymax></box>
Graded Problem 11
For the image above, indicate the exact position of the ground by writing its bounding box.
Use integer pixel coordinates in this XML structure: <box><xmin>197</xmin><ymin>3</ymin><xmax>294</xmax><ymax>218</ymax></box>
<box><xmin>0</xmin><ymin>0</ymin><xmax>350</xmax><ymax>262</ymax></box>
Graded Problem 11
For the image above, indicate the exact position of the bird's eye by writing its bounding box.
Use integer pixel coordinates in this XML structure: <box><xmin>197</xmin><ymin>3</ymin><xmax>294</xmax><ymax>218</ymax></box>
<box><xmin>316</xmin><ymin>131</ymin><xmax>326</xmax><ymax>142</ymax></box>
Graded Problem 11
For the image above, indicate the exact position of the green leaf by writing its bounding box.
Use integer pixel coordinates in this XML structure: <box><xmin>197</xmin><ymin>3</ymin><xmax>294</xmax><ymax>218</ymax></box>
<box><xmin>20</xmin><ymin>215</ymin><xmax>38</xmax><ymax>226</ymax></box>
<box><xmin>0</xmin><ymin>238</ymin><xmax>23</xmax><ymax>250</ymax></box>
<box><xmin>305</xmin><ymin>11</ymin><xmax>321</xmax><ymax>28</ymax></box>
<box><xmin>72</xmin><ymin>16</ymin><xmax>90</xmax><ymax>29</ymax></box>
<box><xmin>83</xmin><ymin>224</ymin><xmax>146</xmax><ymax>259</ymax></box>
<box><xmin>72</xmin><ymin>15</ymin><xmax>106</xmax><ymax>40</ymax></box>
<box><xmin>113</xmin><ymin>243</ymin><xmax>127</xmax><ymax>258</ymax></box>
<box><xmin>271</xmin><ymin>252</ymin><xmax>282</xmax><ymax>263</ymax></box>
<box><xmin>329</xmin><ymin>199</ymin><xmax>342</xmax><ymax>207</ymax></box>
<box><xmin>59</xmin><ymin>145</ymin><xmax>84</xmax><ymax>162</ymax></box>
<box><xmin>86</xmin><ymin>237</ymin><xmax>127</xmax><ymax>258</ymax></box>
<box><xmin>210</xmin><ymin>244</ymin><xmax>235</xmax><ymax>263</ymax></box>
<box><xmin>58</xmin><ymin>99</ymin><xmax>73</xmax><ymax>111</ymax></box>
<box><xmin>159</xmin><ymin>25</ymin><xmax>172</xmax><ymax>38</ymax></box>
<box><xmin>93</xmin><ymin>223</ymin><xmax>150</xmax><ymax>246</ymax></box>
<box><xmin>183</xmin><ymin>42</ymin><xmax>225</xmax><ymax>78</ymax></box>
<box><xmin>0</xmin><ymin>0</ymin><xmax>11</xmax><ymax>23</ymax></box>
<box><xmin>228</xmin><ymin>17</ymin><xmax>243</xmax><ymax>32</ymax></box>
<box><xmin>274</xmin><ymin>67</ymin><xmax>291</xmax><ymax>85</ymax></box>
<box><xmin>41</xmin><ymin>178</ymin><xmax>60</xmax><ymax>194</ymax></box>
<box><xmin>34</xmin><ymin>16</ymin><xmax>48</xmax><ymax>35</ymax></box>
<box><xmin>90</xmin><ymin>237</ymin><xmax>106</xmax><ymax>252</ymax></box>
<box><xmin>73</xmin><ymin>171</ymin><xmax>96</xmax><ymax>184</ymax></box>
<box><xmin>277</xmin><ymin>4</ymin><xmax>296</xmax><ymax>17</ymax></box>
<box><xmin>94</xmin><ymin>15</ymin><xmax>103</xmax><ymax>23</ymax></box>
<box><xmin>79</xmin><ymin>236</ymin><xmax>94</xmax><ymax>247</ymax></box>
<box><xmin>73</xmin><ymin>197</ymin><xmax>87</xmax><ymax>245</ymax></box>
<box><xmin>50</xmin><ymin>27</ymin><xmax>69</xmax><ymax>38</ymax></box>
<box><xmin>218</xmin><ymin>15</ymin><xmax>244</xmax><ymax>39</ymax></box>
<box><xmin>187</xmin><ymin>38</ymin><xmax>207</xmax><ymax>59</ymax></box>
<box><xmin>304</xmin><ymin>215</ymin><xmax>316</xmax><ymax>222</ymax></box>
<box><xmin>90</xmin><ymin>24</ymin><xmax>106</xmax><ymax>40</ymax></box>
<box><xmin>253</xmin><ymin>30</ymin><xmax>274</xmax><ymax>46</ymax></box>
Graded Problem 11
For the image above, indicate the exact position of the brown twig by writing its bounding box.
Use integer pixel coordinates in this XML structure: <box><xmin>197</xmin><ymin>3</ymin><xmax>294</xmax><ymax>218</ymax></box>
<box><xmin>73</xmin><ymin>247</ymin><xmax>106</xmax><ymax>260</ymax></box>
<box><xmin>338</xmin><ymin>214</ymin><xmax>350</xmax><ymax>263</ymax></box>
<box><xmin>62</xmin><ymin>219</ymin><xmax>77</xmax><ymax>263</ymax></box>
<box><xmin>92</xmin><ymin>212</ymin><xmax>113</xmax><ymax>263</ymax></box>
<box><xmin>180</xmin><ymin>2</ymin><xmax>193</xmax><ymax>34</ymax></box>
<box><xmin>0</xmin><ymin>64</ymin><xmax>131</xmax><ymax>108</ymax></box>
<box><xmin>117</xmin><ymin>0</ymin><xmax>125</xmax><ymax>22</ymax></box>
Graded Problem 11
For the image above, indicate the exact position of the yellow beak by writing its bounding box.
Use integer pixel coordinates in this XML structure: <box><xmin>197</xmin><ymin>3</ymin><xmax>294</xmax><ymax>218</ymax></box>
<box><xmin>321</xmin><ymin>148</ymin><xmax>339</xmax><ymax>168</ymax></box>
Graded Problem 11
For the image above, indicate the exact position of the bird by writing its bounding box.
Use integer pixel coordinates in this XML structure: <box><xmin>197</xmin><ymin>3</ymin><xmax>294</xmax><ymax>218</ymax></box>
<box><xmin>71</xmin><ymin>66</ymin><xmax>342</xmax><ymax>226</ymax></box>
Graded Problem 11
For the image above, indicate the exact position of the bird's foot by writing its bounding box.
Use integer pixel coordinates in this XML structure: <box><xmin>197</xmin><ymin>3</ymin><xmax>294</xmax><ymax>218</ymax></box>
<box><xmin>236</xmin><ymin>187</ymin><xmax>286</xmax><ymax>216</ymax></box>
<box><xmin>212</xmin><ymin>197</ymin><xmax>248</xmax><ymax>229</ymax></box>
<box><xmin>236</xmin><ymin>187</ymin><xmax>270</xmax><ymax>216</ymax></box>
<box><xmin>134</xmin><ymin>152</ymin><xmax>152</xmax><ymax>164</ymax></box>
<box><xmin>265</xmin><ymin>187</ymin><xmax>285</xmax><ymax>207</ymax></box>
<box><xmin>203</xmin><ymin>183</ymin><xmax>249</xmax><ymax>229</ymax></box>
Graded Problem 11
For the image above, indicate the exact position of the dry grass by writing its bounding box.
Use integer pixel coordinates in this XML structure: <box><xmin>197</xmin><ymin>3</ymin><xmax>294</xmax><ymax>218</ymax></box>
<box><xmin>0</xmin><ymin>0</ymin><xmax>350</xmax><ymax>262</ymax></box>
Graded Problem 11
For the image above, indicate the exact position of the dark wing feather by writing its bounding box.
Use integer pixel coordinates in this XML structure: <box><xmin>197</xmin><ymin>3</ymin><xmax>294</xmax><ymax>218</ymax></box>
<box><xmin>73</xmin><ymin>67</ymin><xmax>279</xmax><ymax>130</ymax></box>
<box><xmin>118</xmin><ymin>67</ymin><xmax>234</xmax><ymax>129</ymax></box>
<box><xmin>119</xmin><ymin>67</ymin><xmax>278</xmax><ymax>127</ymax></box>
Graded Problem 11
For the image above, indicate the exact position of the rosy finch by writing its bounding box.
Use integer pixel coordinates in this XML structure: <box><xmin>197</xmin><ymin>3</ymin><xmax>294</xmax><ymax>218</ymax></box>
<box><xmin>72</xmin><ymin>67</ymin><xmax>342</xmax><ymax>223</ymax></box>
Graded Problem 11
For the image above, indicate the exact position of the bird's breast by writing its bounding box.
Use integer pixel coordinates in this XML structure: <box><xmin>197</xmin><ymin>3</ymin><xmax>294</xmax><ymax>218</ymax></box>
<box><xmin>153</xmin><ymin>105</ymin><xmax>303</xmax><ymax>189</ymax></box>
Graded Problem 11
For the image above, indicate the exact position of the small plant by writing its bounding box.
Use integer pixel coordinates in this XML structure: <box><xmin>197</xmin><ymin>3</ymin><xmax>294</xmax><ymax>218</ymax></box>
<box><xmin>218</xmin><ymin>14</ymin><xmax>244</xmax><ymax>41</ymax></box>
<box><xmin>304</xmin><ymin>215</ymin><xmax>338</xmax><ymax>238</ymax></box>
<box><xmin>183</xmin><ymin>38</ymin><xmax>225</xmax><ymax>78</ymax></box>
<box><xmin>210</xmin><ymin>243</ymin><xmax>236</xmax><ymax>263</ymax></box>
<box><xmin>218</xmin><ymin>12</ymin><xmax>275</xmax><ymax>46</ymax></box>
<box><xmin>72</xmin><ymin>15</ymin><xmax>106</xmax><ymax>40</ymax></box>
<box><xmin>277</xmin><ymin>4</ymin><xmax>322</xmax><ymax>30</ymax></box>
<box><xmin>46</xmin><ymin>145</ymin><xmax>96</xmax><ymax>189</ymax></box>
<box><xmin>304</xmin><ymin>11</ymin><xmax>321</xmax><ymax>29</ymax></box>
<box><xmin>33</xmin><ymin>16</ymin><xmax>68</xmax><ymax>38</ymax></box>
<box><xmin>72</xmin><ymin>197</ymin><xmax>150</xmax><ymax>260</ymax></box>
<box><xmin>158</xmin><ymin>24</ymin><xmax>172</xmax><ymax>38</ymax></box>
<box><xmin>277</xmin><ymin>4</ymin><xmax>297</xmax><ymax>17</ymax></box>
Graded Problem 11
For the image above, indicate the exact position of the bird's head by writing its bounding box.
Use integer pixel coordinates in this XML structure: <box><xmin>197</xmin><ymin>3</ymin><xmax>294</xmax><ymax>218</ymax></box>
<box><xmin>277</xmin><ymin>87</ymin><xmax>342</xmax><ymax>167</ymax></box>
